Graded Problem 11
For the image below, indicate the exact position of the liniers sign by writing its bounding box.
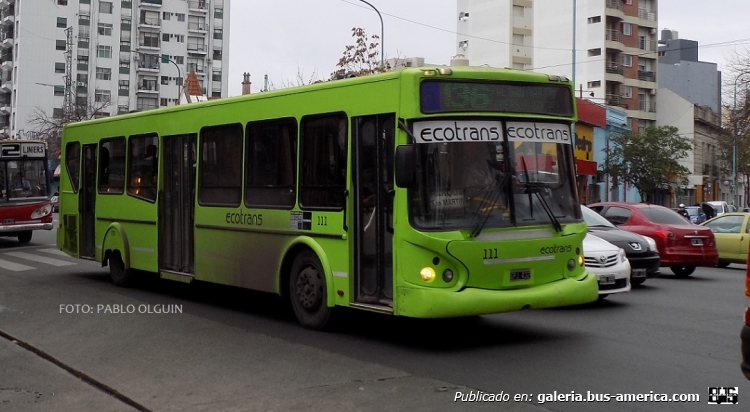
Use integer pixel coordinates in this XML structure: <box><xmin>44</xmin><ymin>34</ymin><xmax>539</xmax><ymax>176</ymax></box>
<box><xmin>412</xmin><ymin>120</ymin><xmax>572</xmax><ymax>144</ymax></box>
<box><xmin>0</xmin><ymin>142</ymin><xmax>46</xmax><ymax>158</ymax></box>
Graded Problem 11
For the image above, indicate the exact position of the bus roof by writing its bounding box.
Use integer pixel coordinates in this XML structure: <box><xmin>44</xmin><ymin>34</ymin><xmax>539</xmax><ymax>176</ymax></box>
<box><xmin>63</xmin><ymin>66</ymin><xmax>573</xmax><ymax>131</ymax></box>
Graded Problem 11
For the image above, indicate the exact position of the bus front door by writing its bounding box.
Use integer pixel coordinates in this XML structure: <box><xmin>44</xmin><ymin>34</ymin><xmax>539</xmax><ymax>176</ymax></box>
<box><xmin>160</xmin><ymin>134</ymin><xmax>196</xmax><ymax>274</ymax></box>
<box><xmin>79</xmin><ymin>144</ymin><xmax>97</xmax><ymax>259</ymax></box>
<box><xmin>353</xmin><ymin>115</ymin><xmax>395</xmax><ymax>307</ymax></box>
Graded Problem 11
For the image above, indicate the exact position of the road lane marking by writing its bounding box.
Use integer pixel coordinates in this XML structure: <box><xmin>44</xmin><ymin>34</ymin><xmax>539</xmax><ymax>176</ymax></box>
<box><xmin>4</xmin><ymin>252</ymin><xmax>76</xmax><ymax>267</ymax></box>
<box><xmin>0</xmin><ymin>259</ymin><xmax>34</xmax><ymax>271</ymax></box>
<box><xmin>39</xmin><ymin>248</ymin><xmax>69</xmax><ymax>257</ymax></box>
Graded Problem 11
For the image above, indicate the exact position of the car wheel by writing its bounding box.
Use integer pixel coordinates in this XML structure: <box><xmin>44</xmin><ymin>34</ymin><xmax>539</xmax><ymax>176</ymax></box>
<box><xmin>109</xmin><ymin>251</ymin><xmax>133</xmax><ymax>286</ymax></box>
<box><xmin>670</xmin><ymin>266</ymin><xmax>696</xmax><ymax>277</ymax></box>
<box><xmin>17</xmin><ymin>231</ymin><xmax>32</xmax><ymax>244</ymax></box>
<box><xmin>289</xmin><ymin>250</ymin><xmax>332</xmax><ymax>330</ymax></box>
<box><xmin>717</xmin><ymin>261</ymin><xmax>731</xmax><ymax>268</ymax></box>
<box><xmin>631</xmin><ymin>277</ymin><xmax>646</xmax><ymax>286</ymax></box>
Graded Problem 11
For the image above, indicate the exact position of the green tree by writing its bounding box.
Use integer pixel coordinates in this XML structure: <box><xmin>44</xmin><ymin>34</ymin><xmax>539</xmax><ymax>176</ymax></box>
<box><xmin>331</xmin><ymin>27</ymin><xmax>389</xmax><ymax>79</ymax></box>
<box><xmin>600</xmin><ymin>126</ymin><xmax>692</xmax><ymax>203</ymax></box>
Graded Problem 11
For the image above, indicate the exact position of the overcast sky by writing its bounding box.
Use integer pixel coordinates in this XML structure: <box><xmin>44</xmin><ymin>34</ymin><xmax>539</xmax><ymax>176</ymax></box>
<box><xmin>226</xmin><ymin>0</ymin><xmax>749</xmax><ymax>96</ymax></box>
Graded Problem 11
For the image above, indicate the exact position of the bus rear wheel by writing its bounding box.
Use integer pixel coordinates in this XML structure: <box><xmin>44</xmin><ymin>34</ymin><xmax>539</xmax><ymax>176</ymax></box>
<box><xmin>17</xmin><ymin>231</ymin><xmax>32</xmax><ymax>244</ymax></box>
<box><xmin>289</xmin><ymin>250</ymin><xmax>331</xmax><ymax>330</ymax></box>
<box><xmin>109</xmin><ymin>251</ymin><xmax>133</xmax><ymax>286</ymax></box>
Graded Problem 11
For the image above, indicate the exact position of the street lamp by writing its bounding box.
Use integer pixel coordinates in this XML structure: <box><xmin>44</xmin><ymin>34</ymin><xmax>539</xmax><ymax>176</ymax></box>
<box><xmin>358</xmin><ymin>0</ymin><xmax>384</xmax><ymax>67</ymax></box>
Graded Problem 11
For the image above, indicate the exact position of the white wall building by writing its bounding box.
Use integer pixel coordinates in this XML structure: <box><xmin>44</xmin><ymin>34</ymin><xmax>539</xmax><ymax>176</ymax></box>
<box><xmin>455</xmin><ymin>0</ymin><xmax>534</xmax><ymax>70</ymax></box>
<box><xmin>0</xmin><ymin>0</ymin><xmax>230</xmax><ymax>140</ymax></box>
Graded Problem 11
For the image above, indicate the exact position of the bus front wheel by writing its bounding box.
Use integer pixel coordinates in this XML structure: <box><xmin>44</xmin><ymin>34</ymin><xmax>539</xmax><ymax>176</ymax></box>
<box><xmin>17</xmin><ymin>231</ymin><xmax>32</xmax><ymax>244</ymax></box>
<box><xmin>109</xmin><ymin>251</ymin><xmax>133</xmax><ymax>286</ymax></box>
<box><xmin>289</xmin><ymin>250</ymin><xmax>331</xmax><ymax>330</ymax></box>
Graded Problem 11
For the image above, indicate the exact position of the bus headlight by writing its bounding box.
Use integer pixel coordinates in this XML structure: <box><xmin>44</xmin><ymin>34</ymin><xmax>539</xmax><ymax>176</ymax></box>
<box><xmin>420</xmin><ymin>267</ymin><xmax>436</xmax><ymax>282</ymax></box>
<box><xmin>31</xmin><ymin>204</ymin><xmax>53</xmax><ymax>219</ymax></box>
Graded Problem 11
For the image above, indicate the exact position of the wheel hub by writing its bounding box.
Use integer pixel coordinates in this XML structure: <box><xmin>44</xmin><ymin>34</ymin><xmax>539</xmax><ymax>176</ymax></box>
<box><xmin>296</xmin><ymin>266</ymin><xmax>322</xmax><ymax>310</ymax></box>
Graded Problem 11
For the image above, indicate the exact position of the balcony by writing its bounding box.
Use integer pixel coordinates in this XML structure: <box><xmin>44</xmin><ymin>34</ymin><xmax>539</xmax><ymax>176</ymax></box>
<box><xmin>0</xmin><ymin>104</ymin><xmax>10</xmax><ymax>115</ymax></box>
<box><xmin>1</xmin><ymin>12</ymin><xmax>13</xmax><ymax>27</ymax></box>
<box><xmin>137</xmin><ymin>41</ymin><xmax>160</xmax><ymax>51</ymax></box>
<box><xmin>187</xmin><ymin>42</ymin><xmax>207</xmax><ymax>55</ymax></box>
<box><xmin>606</xmin><ymin>29</ymin><xmax>622</xmax><ymax>43</ymax></box>
<box><xmin>139</xmin><ymin>0</ymin><xmax>162</xmax><ymax>8</ymax></box>
<box><xmin>188</xmin><ymin>1</ymin><xmax>208</xmax><ymax>13</ymax></box>
<box><xmin>186</xmin><ymin>63</ymin><xmax>206</xmax><ymax>74</ymax></box>
<box><xmin>187</xmin><ymin>22</ymin><xmax>208</xmax><ymax>33</ymax></box>
<box><xmin>0</xmin><ymin>0</ymin><xmax>15</xmax><ymax>8</ymax></box>
<box><xmin>638</xmin><ymin>7</ymin><xmax>656</xmax><ymax>21</ymax></box>
<box><xmin>137</xmin><ymin>61</ymin><xmax>160</xmax><ymax>73</ymax></box>
<box><xmin>1</xmin><ymin>33</ymin><xmax>11</xmax><ymax>49</ymax></box>
<box><xmin>0</xmin><ymin>80</ymin><xmax>11</xmax><ymax>93</ymax></box>
<box><xmin>638</xmin><ymin>100</ymin><xmax>656</xmax><ymax>113</ymax></box>
<box><xmin>138</xmin><ymin>16</ymin><xmax>161</xmax><ymax>29</ymax></box>
<box><xmin>606</xmin><ymin>62</ymin><xmax>623</xmax><ymax>75</ymax></box>
<box><xmin>638</xmin><ymin>70</ymin><xmax>655</xmax><ymax>82</ymax></box>
<box><xmin>639</xmin><ymin>38</ymin><xmax>656</xmax><ymax>52</ymax></box>
<box><xmin>137</xmin><ymin>80</ymin><xmax>159</xmax><ymax>94</ymax></box>
<box><xmin>605</xmin><ymin>93</ymin><xmax>628</xmax><ymax>110</ymax></box>
<box><xmin>605</xmin><ymin>0</ymin><xmax>622</xmax><ymax>12</ymax></box>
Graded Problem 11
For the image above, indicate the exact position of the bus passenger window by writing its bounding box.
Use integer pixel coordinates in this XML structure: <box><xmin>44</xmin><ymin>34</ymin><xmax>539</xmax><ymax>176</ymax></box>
<box><xmin>299</xmin><ymin>113</ymin><xmax>347</xmax><ymax>209</ymax></box>
<box><xmin>198</xmin><ymin>124</ymin><xmax>243</xmax><ymax>206</ymax></box>
<box><xmin>127</xmin><ymin>134</ymin><xmax>159</xmax><ymax>202</ymax></box>
<box><xmin>98</xmin><ymin>137</ymin><xmax>126</xmax><ymax>194</ymax></box>
<box><xmin>245</xmin><ymin>118</ymin><xmax>297</xmax><ymax>208</ymax></box>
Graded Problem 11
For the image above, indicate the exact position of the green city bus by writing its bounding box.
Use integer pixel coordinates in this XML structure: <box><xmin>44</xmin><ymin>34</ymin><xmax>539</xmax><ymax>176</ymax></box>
<box><xmin>57</xmin><ymin>66</ymin><xmax>598</xmax><ymax>329</ymax></box>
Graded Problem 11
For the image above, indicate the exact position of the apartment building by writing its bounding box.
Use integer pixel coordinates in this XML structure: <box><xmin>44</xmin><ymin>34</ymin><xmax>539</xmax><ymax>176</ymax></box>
<box><xmin>455</xmin><ymin>0</ymin><xmax>534</xmax><ymax>70</ymax></box>
<box><xmin>456</xmin><ymin>1</ymin><xmax>658</xmax><ymax>134</ymax></box>
<box><xmin>0</xmin><ymin>0</ymin><xmax>230</xmax><ymax>140</ymax></box>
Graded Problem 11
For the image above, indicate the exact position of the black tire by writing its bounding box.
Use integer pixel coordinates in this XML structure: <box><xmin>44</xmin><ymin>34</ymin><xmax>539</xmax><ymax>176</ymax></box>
<box><xmin>17</xmin><ymin>231</ymin><xmax>32</xmax><ymax>244</ymax></box>
<box><xmin>717</xmin><ymin>261</ymin><xmax>731</xmax><ymax>268</ymax></box>
<box><xmin>670</xmin><ymin>266</ymin><xmax>696</xmax><ymax>277</ymax></box>
<box><xmin>289</xmin><ymin>250</ymin><xmax>332</xmax><ymax>330</ymax></box>
<box><xmin>109</xmin><ymin>251</ymin><xmax>133</xmax><ymax>286</ymax></box>
<box><xmin>631</xmin><ymin>277</ymin><xmax>646</xmax><ymax>286</ymax></box>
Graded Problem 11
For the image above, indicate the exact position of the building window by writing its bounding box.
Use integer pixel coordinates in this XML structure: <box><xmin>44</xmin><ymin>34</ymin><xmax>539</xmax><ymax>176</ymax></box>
<box><xmin>163</xmin><ymin>12</ymin><xmax>171</xmax><ymax>20</ymax></box>
<box><xmin>57</xmin><ymin>17</ymin><xmax>68</xmax><ymax>28</ymax></box>
<box><xmin>53</xmin><ymin>108</ymin><xmax>64</xmax><ymax>119</ymax></box>
<box><xmin>621</xmin><ymin>54</ymin><xmax>632</xmax><ymax>67</ymax></box>
<box><xmin>213</xmin><ymin>29</ymin><xmax>223</xmax><ymax>40</ymax></box>
<box><xmin>174</xmin><ymin>56</ymin><xmax>184</xmax><ymax>64</ymax></box>
<box><xmin>98</xmin><ymin>23</ymin><xmax>113</xmax><ymax>36</ymax></box>
<box><xmin>174</xmin><ymin>35</ymin><xmax>184</xmax><ymax>43</ymax></box>
<box><xmin>137</xmin><ymin>97</ymin><xmax>158</xmax><ymax>111</ymax></box>
<box><xmin>212</xmin><ymin>71</ymin><xmax>221</xmax><ymax>82</ymax></box>
<box><xmin>162</xmin><ymin>33</ymin><xmax>170</xmax><ymax>42</ymax></box>
<box><xmin>160</xmin><ymin>98</ymin><xmax>168</xmax><ymax>106</ymax></box>
<box><xmin>55</xmin><ymin>62</ymin><xmax>65</xmax><ymax>73</ymax></box>
<box><xmin>56</xmin><ymin>40</ymin><xmax>66</xmax><ymax>51</ymax></box>
<box><xmin>77</xmin><ymin>73</ymin><xmax>88</xmax><ymax>84</ymax></box>
<box><xmin>587</xmin><ymin>16</ymin><xmax>601</xmax><ymax>24</ymax></box>
<box><xmin>100</xmin><ymin>1</ymin><xmax>113</xmax><ymax>14</ymax></box>
<box><xmin>213</xmin><ymin>49</ymin><xmax>222</xmax><ymax>61</ymax></box>
<box><xmin>96</xmin><ymin>67</ymin><xmax>112</xmax><ymax>80</ymax></box>
<box><xmin>57</xmin><ymin>0</ymin><xmax>69</xmax><ymax>5</ymax></box>
<box><xmin>141</xmin><ymin>32</ymin><xmax>159</xmax><ymax>47</ymax></box>
<box><xmin>95</xmin><ymin>89</ymin><xmax>111</xmax><ymax>102</ymax></box>
<box><xmin>54</xmin><ymin>86</ymin><xmax>65</xmax><ymax>96</ymax></box>
<box><xmin>119</xmin><ymin>79</ymin><xmax>129</xmax><ymax>90</ymax></box>
<box><xmin>587</xmin><ymin>81</ymin><xmax>601</xmax><ymax>89</ymax></box>
<box><xmin>621</xmin><ymin>85</ymin><xmax>632</xmax><ymax>99</ymax></box>
<box><xmin>79</xmin><ymin>25</ymin><xmax>90</xmax><ymax>41</ymax></box>
<box><xmin>622</xmin><ymin>22</ymin><xmax>632</xmax><ymax>36</ymax></box>
<box><xmin>176</xmin><ymin>13</ymin><xmax>185</xmax><ymax>22</ymax></box>
<box><xmin>587</xmin><ymin>48</ymin><xmax>601</xmax><ymax>57</ymax></box>
<box><xmin>161</xmin><ymin>76</ymin><xmax>169</xmax><ymax>85</ymax></box>
<box><xmin>97</xmin><ymin>45</ymin><xmax>112</xmax><ymax>58</ymax></box>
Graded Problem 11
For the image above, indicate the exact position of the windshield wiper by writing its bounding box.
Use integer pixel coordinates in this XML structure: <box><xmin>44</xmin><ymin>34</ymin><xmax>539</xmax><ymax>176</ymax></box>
<box><xmin>470</xmin><ymin>169</ymin><xmax>509</xmax><ymax>238</ymax></box>
<box><xmin>520</xmin><ymin>158</ymin><xmax>562</xmax><ymax>233</ymax></box>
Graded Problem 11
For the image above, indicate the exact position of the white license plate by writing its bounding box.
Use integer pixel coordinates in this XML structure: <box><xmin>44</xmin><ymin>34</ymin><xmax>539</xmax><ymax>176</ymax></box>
<box><xmin>510</xmin><ymin>269</ymin><xmax>531</xmax><ymax>282</ymax></box>
<box><xmin>691</xmin><ymin>238</ymin><xmax>703</xmax><ymax>246</ymax></box>
<box><xmin>632</xmin><ymin>268</ymin><xmax>647</xmax><ymax>278</ymax></box>
<box><xmin>598</xmin><ymin>274</ymin><xmax>616</xmax><ymax>285</ymax></box>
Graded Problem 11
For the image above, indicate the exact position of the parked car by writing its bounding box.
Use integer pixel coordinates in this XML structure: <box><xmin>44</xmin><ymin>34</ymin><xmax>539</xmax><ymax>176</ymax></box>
<box><xmin>581</xmin><ymin>205</ymin><xmax>660</xmax><ymax>286</ymax></box>
<box><xmin>684</xmin><ymin>206</ymin><xmax>706</xmax><ymax>224</ymax></box>
<box><xmin>700</xmin><ymin>212</ymin><xmax>750</xmax><ymax>267</ymax></box>
<box><xmin>707</xmin><ymin>200</ymin><xmax>732</xmax><ymax>217</ymax></box>
<box><xmin>742</xmin><ymin>261</ymin><xmax>750</xmax><ymax>380</ymax></box>
<box><xmin>582</xmin><ymin>233</ymin><xmax>631</xmax><ymax>298</ymax></box>
<box><xmin>587</xmin><ymin>202</ymin><xmax>718</xmax><ymax>277</ymax></box>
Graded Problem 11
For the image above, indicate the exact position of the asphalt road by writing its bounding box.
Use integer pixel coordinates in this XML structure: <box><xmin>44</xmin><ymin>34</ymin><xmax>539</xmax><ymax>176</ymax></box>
<box><xmin>1</xmin><ymin>222</ymin><xmax>748</xmax><ymax>411</ymax></box>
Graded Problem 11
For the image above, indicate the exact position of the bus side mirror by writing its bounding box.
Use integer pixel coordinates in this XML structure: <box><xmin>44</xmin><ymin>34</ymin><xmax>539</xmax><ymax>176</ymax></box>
<box><xmin>395</xmin><ymin>145</ymin><xmax>416</xmax><ymax>188</ymax></box>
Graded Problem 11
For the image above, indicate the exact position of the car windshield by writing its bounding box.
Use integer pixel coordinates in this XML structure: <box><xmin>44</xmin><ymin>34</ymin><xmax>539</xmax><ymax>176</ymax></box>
<box><xmin>408</xmin><ymin>120</ymin><xmax>581</xmax><ymax>233</ymax></box>
<box><xmin>641</xmin><ymin>207</ymin><xmax>690</xmax><ymax>225</ymax></box>
<box><xmin>581</xmin><ymin>205</ymin><xmax>616</xmax><ymax>228</ymax></box>
<box><xmin>685</xmin><ymin>207</ymin><xmax>701</xmax><ymax>216</ymax></box>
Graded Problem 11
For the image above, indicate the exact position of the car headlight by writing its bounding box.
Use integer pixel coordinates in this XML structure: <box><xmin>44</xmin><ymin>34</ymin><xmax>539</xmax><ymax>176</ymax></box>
<box><xmin>641</xmin><ymin>235</ymin><xmax>658</xmax><ymax>253</ymax></box>
<box><xmin>31</xmin><ymin>204</ymin><xmax>53</xmax><ymax>219</ymax></box>
<box><xmin>619</xmin><ymin>248</ymin><xmax>627</xmax><ymax>263</ymax></box>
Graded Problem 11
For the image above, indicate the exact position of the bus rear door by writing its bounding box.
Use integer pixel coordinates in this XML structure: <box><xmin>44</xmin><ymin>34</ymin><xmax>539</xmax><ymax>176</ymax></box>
<box><xmin>353</xmin><ymin>115</ymin><xmax>395</xmax><ymax>308</ymax></box>
<box><xmin>79</xmin><ymin>144</ymin><xmax>97</xmax><ymax>259</ymax></box>
<box><xmin>159</xmin><ymin>134</ymin><xmax>196</xmax><ymax>275</ymax></box>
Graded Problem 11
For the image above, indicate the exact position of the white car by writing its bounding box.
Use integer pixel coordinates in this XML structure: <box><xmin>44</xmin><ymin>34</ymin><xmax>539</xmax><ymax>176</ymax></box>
<box><xmin>583</xmin><ymin>233</ymin><xmax>631</xmax><ymax>298</ymax></box>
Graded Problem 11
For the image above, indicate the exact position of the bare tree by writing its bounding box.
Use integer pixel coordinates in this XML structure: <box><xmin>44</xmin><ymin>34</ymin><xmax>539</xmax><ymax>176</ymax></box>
<box><xmin>718</xmin><ymin>49</ymin><xmax>750</xmax><ymax>205</ymax></box>
<box><xmin>28</xmin><ymin>97</ymin><xmax>112</xmax><ymax>160</ymax></box>
<box><xmin>331</xmin><ymin>27</ymin><xmax>390</xmax><ymax>79</ymax></box>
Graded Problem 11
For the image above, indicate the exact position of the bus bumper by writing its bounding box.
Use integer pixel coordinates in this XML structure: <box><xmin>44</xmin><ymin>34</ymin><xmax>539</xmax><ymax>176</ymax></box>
<box><xmin>395</xmin><ymin>272</ymin><xmax>598</xmax><ymax>318</ymax></box>
<box><xmin>0</xmin><ymin>222</ymin><xmax>54</xmax><ymax>233</ymax></box>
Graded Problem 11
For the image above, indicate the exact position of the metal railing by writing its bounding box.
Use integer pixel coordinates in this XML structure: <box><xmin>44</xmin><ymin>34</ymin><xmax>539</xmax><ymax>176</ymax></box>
<box><xmin>606</xmin><ymin>29</ymin><xmax>622</xmax><ymax>43</ymax></box>
<box><xmin>638</xmin><ymin>70</ymin><xmax>655</xmax><ymax>82</ymax></box>
<box><xmin>606</xmin><ymin>62</ymin><xmax>623</xmax><ymax>75</ymax></box>
<box><xmin>638</xmin><ymin>8</ymin><xmax>656</xmax><ymax>21</ymax></box>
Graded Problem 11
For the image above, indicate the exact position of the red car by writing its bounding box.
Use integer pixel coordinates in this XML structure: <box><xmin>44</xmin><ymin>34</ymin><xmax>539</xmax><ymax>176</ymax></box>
<box><xmin>587</xmin><ymin>202</ymin><xmax>718</xmax><ymax>277</ymax></box>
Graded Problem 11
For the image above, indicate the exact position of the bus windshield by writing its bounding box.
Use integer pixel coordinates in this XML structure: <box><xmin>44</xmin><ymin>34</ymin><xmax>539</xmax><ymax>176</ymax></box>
<box><xmin>409</xmin><ymin>120</ymin><xmax>580</xmax><ymax>233</ymax></box>
<box><xmin>0</xmin><ymin>159</ymin><xmax>49</xmax><ymax>201</ymax></box>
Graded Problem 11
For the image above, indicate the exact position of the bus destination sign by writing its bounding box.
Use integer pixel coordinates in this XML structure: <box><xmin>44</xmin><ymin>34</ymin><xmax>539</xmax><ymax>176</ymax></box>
<box><xmin>0</xmin><ymin>142</ymin><xmax>46</xmax><ymax>158</ymax></box>
<box><xmin>420</xmin><ymin>80</ymin><xmax>574</xmax><ymax>117</ymax></box>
